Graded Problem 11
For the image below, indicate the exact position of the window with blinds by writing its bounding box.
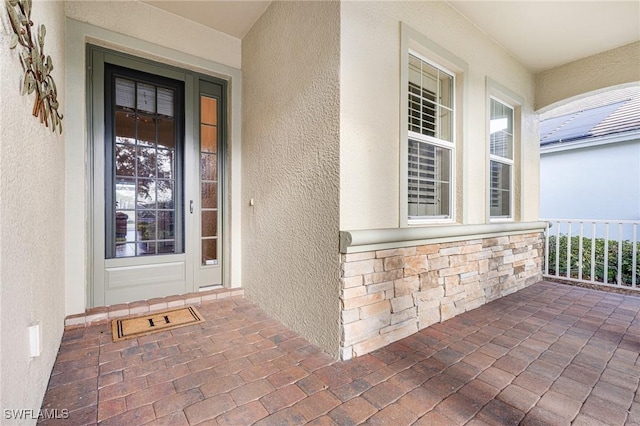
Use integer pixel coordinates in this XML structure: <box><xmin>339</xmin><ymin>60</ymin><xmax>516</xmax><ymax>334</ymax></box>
<box><xmin>489</xmin><ymin>98</ymin><xmax>514</xmax><ymax>218</ymax></box>
<box><xmin>407</xmin><ymin>53</ymin><xmax>454</xmax><ymax>220</ymax></box>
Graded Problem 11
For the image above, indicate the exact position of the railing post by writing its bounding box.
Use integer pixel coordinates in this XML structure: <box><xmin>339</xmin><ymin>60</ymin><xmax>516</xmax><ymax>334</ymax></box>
<box><xmin>545</xmin><ymin>222</ymin><xmax>550</xmax><ymax>276</ymax></box>
<box><xmin>591</xmin><ymin>222</ymin><xmax>596</xmax><ymax>284</ymax></box>
<box><xmin>567</xmin><ymin>222</ymin><xmax>572</xmax><ymax>279</ymax></box>
<box><xmin>604</xmin><ymin>223</ymin><xmax>609</xmax><ymax>285</ymax></box>
<box><xmin>617</xmin><ymin>222</ymin><xmax>623</xmax><ymax>286</ymax></box>
<box><xmin>555</xmin><ymin>221</ymin><xmax>560</xmax><ymax>278</ymax></box>
<box><xmin>633</xmin><ymin>223</ymin><xmax>638</xmax><ymax>288</ymax></box>
<box><xmin>578</xmin><ymin>222</ymin><xmax>584</xmax><ymax>281</ymax></box>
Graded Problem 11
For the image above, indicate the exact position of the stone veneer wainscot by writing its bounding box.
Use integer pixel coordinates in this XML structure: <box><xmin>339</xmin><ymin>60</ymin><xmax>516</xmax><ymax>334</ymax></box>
<box><xmin>339</xmin><ymin>231</ymin><xmax>544</xmax><ymax>360</ymax></box>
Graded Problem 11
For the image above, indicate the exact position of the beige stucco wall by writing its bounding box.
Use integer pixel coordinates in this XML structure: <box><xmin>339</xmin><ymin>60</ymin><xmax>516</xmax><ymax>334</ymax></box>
<box><xmin>64</xmin><ymin>3</ymin><xmax>243</xmax><ymax>315</ymax></box>
<box><xmin>242</xmin><ymin>1</ymin><xmax>341</xmax><ymax>356</ymax></box>
<box><xmin>535</xmin><ymin>41</ymin><xmax>640</xmax><ymax>112</ymax></box>
<box><xmin>340</xmin><ymin>1</ymin><xmax>540</xmax><ymax>230</ymax></box>
<box><xmin>0</xmin><ymin>0</ymin><xmax>66</xmax><ymax>421</ymax></box>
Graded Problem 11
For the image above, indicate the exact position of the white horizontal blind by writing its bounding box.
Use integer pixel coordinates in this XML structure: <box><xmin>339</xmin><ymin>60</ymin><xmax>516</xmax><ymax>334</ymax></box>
<box><xmin>408</xmin><ymin>81</ymin><xmax>437</xmax><ymax>137</ymax></box>
<box><xmin>116</xmin><ymin>78</ymin><xmax>174</xmax><ymax>117</ymax></box>
<box><xmin>408</xmin><ymin>140</ymin><xmax>451</xmax><ymax>217</ymax></box>
<box><xmin>490</xmin><ymin>99</ymin><xmax>513</xmax><ymax>159</ymax></box>
<box><xmin>407</xmin><ymin>53</ymin><xmax>454</xmax><ymax>220</ymax></box>
<box><xmin>116</xmin><ymin>78</ymin><xmax>135</xmax><ymax>109</ymax></box>
<box><xmin>157</xmin><ymin>88</ymin><xmax>174</xmax><ymax>117</ymax></box>
<box><xmin>408</xmin><ymin>54</ymin><xmax>453</xmax><ymax>142</ymax></box>
<box><xmin>408</xmin><ymin>140</ymin><xmax>437</xmax><ymax>205</ymax></box>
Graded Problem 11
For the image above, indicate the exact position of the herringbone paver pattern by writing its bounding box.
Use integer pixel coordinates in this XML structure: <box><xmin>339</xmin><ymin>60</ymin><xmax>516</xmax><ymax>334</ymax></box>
<box><xmin>40</xmin><ymin>282</ymin><xmax>640</xmax><ymax>425</ymax></box>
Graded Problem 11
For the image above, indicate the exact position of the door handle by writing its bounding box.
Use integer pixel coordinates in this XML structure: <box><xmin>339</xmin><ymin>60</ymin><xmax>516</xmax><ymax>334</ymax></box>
<box><xmin>190</xmin><ymin>200</ymin><xmax>194</xmax><ymax>214</ymax></box>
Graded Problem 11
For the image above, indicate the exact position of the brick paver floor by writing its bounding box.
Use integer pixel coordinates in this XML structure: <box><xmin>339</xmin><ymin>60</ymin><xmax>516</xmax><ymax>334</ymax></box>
<box><xmin>39</xmin><ymin>281</ymin><xmax>640</xmax><ymax>425</ymax></box>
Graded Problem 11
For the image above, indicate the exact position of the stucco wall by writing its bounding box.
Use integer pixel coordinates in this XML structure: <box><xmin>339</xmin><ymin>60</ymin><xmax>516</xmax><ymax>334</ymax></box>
<box><xmin>540</xmin><ymin>139</ymin><xmax>640</xmax><ymax>224</ymax></box>
<box><xmin>242</xmin><ymin>1</ymin><xmax>341</xmax><ymax>356</ymax></box>
<box><xmin>0</xmin><ymin>0</ymin><xmax>66</xmax><ymax>421</ymax></box>
<box><xmin>340</xmin><ymin>1</ymin><xmax>540</xmax><ymax>230</ymax></box>
<box><xmin>535</xmin><ymin>42</ymin><xmax>640</xmax><ymax>112</ymax></box>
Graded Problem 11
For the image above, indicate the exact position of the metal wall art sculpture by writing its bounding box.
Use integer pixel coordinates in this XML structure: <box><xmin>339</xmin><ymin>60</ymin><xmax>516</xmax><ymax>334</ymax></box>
<box><xmin>6</xmin><ymin>0</ymin><xmax>63</xmax><ymax>133</ymax></box>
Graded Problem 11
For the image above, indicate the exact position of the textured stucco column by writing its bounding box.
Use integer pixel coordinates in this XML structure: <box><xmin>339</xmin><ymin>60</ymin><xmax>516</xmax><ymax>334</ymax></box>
<box><xmin>241</xmin><ymin>1</ymin><xmax>342</xmax><ymax>357</ymax></box>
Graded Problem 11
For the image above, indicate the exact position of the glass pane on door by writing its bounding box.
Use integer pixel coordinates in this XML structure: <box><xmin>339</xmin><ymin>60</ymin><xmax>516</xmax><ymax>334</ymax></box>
<box><xmin>112</xmin><ymin>77</ymin><xmax>179</xmax><ymax>258</ymax></box>
<box><xmin>200</xmin><ymin>95</ymin><xmax>219</xmax><ymax>265</ymax></box>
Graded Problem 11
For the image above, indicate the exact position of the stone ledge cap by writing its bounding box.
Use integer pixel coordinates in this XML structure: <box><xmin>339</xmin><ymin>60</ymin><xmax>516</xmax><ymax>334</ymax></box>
<box><xmin>340</xmin><ymin>221</ymin><xmax>547</xmax><ymax>253</ymax></box>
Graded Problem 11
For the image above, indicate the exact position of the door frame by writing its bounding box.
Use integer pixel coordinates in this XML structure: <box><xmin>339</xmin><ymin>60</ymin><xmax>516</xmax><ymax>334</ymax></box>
<box><xmin>86</xmin><ymin>44</ymin><xmax>230</xmax><ymax>307</ymax></box>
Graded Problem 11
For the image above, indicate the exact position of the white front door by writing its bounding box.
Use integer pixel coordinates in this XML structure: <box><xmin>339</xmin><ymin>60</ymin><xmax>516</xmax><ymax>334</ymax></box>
<box><xmin>89</xmin><ymin>47</ymin><xmax>224</xmax><ymax>307</ymax></box>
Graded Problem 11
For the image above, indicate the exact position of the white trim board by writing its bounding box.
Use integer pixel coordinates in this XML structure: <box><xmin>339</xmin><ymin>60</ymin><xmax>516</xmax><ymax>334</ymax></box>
<box><xmin>340</xmin><ymin>221</ymin><xmax>547</xmax><ymax>253</ymax></box>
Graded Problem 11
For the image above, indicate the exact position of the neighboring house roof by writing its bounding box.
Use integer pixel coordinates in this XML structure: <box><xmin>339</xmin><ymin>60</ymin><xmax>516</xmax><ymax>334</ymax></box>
<box><xmin>540</xmin><ymin>88</ymin><xmax>640</xmax><ymax>147</ymax></box>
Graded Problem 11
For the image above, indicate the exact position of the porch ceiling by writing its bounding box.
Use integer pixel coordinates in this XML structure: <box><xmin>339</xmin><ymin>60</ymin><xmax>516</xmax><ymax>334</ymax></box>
<box><xmin>141</xmin><ymin>0</ymin><xmax>272</xmax><ymax>39</ymax></box>
<box><xmin>143</xmin><ymin>1</ymin><xmax>639</xmax><ymax>74</ymax></box>
<box><xmin>448</xmin><ymin>0</ymin><xmax>640</xmax><ymax>72</ymax></box>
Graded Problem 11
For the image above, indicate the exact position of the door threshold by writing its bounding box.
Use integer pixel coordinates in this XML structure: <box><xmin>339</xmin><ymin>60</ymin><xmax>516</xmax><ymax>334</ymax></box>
<box><xmin>65</xmin><ymin>287</ymin><xmax>244</xmax><ymax>329</ymax></box>
<box><xmin>199</xmin><ymin>284</ymin><xmax>224</xmax><ymax>292</ymax></box>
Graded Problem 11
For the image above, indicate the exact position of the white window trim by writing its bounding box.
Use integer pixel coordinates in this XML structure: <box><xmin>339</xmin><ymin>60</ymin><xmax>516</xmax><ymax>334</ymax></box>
<box><xmin>486</xmin><ymin>79</ymin><xmax>523</xmax><ymax>223</ymax></box>
<box><xmin>401</xmin><ymin>25</ymin><xmax>468</xmax><ymax>227</ymax></box>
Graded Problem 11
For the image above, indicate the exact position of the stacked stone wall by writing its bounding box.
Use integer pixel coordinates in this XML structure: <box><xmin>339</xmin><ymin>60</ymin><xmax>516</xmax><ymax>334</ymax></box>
<box><xmin>339</xmin><ymin>232</ymin><xmax>543</xmax><ymax>359</ymax></box>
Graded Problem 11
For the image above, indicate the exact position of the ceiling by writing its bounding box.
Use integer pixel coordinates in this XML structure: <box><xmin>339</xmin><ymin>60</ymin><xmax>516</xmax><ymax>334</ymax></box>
<box><xmin>142</xmin><ymin>0</ymin><xmax>272</xmax><ymax>39</ymax></box>
<box><xmin>448</xmin><ymin>1</ymin><xmax>640</xmax><ymax>72</ymax></box>
<box><xmin>143</xmin><ymin>0</ymin><xmax>639</xmax><ymax>73</ymax></box>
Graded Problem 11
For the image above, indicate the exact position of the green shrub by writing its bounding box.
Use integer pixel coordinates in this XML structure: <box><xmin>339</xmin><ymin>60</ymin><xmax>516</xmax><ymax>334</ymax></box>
<box><xmin>546</xmin><ymin>235</ymin><xmax>640</xmax><ymax>286</ymax></box>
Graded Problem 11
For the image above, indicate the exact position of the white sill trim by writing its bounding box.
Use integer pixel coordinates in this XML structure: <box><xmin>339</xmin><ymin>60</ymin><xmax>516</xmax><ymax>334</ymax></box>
<box><xmin>339</xmin><ymin>221</ymin><xmax>547</xmax><ymax>254</ymax></box>
<box><xmin>408</xmin><ymin>217</ymin><xmax>455</xmax><ymax>226</ymax></box>
<box><xmin>490</xmin><ymin>217</ymin><xmax>514</xmax><ymax>223</ymax></box>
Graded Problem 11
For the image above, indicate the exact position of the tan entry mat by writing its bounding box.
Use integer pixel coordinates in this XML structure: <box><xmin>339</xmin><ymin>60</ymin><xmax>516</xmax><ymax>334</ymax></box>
<box><xmin>111</xmin><ymin>306</ymin><xmax>204</xmax><ymax>342</ymax></box>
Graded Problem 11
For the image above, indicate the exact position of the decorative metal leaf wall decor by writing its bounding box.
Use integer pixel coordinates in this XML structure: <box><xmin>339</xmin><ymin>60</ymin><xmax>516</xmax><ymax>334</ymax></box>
<box><xmin>5</xmin><ymin>0</ymin><xmax>63</xmax><ymax>133</ymax></box>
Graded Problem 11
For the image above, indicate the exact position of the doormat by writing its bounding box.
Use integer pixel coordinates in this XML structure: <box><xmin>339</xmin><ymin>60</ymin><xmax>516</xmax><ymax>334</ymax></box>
<box><xmin>111</xmin><ymin>306</ymin><xmax>204</xmax><ymax>342</ymax></box>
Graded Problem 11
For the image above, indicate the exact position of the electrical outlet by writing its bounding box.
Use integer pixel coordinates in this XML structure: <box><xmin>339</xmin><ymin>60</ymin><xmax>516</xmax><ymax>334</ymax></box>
<box><xmin>28</xmin><ymin>323</ymin><xmax>41</xmax><ymax>357</ymax></box>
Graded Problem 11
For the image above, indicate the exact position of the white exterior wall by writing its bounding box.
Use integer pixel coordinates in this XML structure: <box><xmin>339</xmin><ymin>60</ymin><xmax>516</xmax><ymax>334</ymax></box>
<box><xmin>0</xmin><ymin>1</ymin><xmax>66</xmax><ymax>421</ymax></box>
<box><xmin>64</xmin><ymin>2</ymin><xmax>243</xmax><ymax>315</ymax></box>
<box><xmin>340</xmin><ymin>1</ymin><xmax>540</xmax><ymax>231</ymax></box>
<box><xmin>241</xmin><ymin>1</ymin><xmax>341</xmax><ymax>356</ymax></box>
<box><xmin>540</xmin><ymin>139</ymin><xmax>640</xmax><ymax>222</ymax></box>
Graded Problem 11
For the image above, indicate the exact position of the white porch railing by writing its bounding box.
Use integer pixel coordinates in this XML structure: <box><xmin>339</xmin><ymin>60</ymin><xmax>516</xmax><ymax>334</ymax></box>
<box><xmin>542</xmin><ymin>219</ymin><xmax>639</xmax><ymax>291</ymax></box>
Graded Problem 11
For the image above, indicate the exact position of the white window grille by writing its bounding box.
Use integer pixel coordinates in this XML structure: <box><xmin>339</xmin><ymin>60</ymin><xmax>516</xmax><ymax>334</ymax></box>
<box><xmin>489</xmin><ymin>97</ymin><xmax>514</xmax><ymax>218</ymax></box>
<box><xmin>407</xmin><ymin>52</ymin><xmax>454</xmax><ymax>221</ymax></box>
